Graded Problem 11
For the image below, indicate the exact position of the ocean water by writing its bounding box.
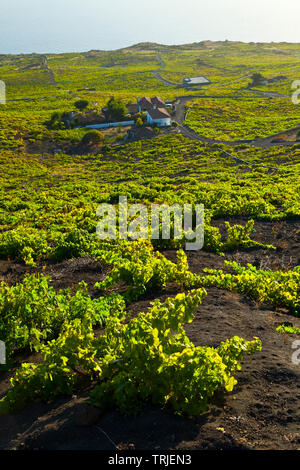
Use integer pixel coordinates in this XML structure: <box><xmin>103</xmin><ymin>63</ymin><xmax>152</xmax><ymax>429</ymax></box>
<box><xmin>0</xmin><ymin>0</ymin><xmax>299</xmax><ymax>55</ymax></box>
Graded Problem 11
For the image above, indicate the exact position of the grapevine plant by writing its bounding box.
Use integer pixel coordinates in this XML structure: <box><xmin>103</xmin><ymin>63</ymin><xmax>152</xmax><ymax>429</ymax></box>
<box><xmin>95</xmin><ymin>244</ymin><xmax>299</xmax><ymax>314</ymax></box>
<box><xmin>276</xmin><ymin>324</ymin><xmax>300</xmax><ymax>335</ymax></box>
<box><xmin>0</xmin><ymin>289</ymin><xmax>261</xmax><ymax>416</ymax></box>
<box><xmin>0</xmin><ymin>274</ymin><xmax>125</xmax><ymax>359</ymax></box>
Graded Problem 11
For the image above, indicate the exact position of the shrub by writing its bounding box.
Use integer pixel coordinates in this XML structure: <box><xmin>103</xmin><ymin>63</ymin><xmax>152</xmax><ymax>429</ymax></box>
<box><xmin>136</xmin><ymin>117</ymin><xmax>143</xmax><ymax>128</ymax></box>
<box><xmin>52</xmin><ymin>228</ymin><xmax>95</xmax><ymax>261</ymax></box>
<box><xmin>74</xmin><ymin>100</ymin><xmax>89</xmax><ymax>111</ymax></box>
<box><xmin>0</xmin><ymin>227</ymin><xmax>49</xmax><ymax>266</ymax></box>
<box><xmin>81</xmin><ymin>130</ymin><xmax>104</xmax><ymax>146</ymax></box>
<box><xmin>250</xmin><ymin>73</ymin><xmax>266</xmax><ymax>87</ymax></box>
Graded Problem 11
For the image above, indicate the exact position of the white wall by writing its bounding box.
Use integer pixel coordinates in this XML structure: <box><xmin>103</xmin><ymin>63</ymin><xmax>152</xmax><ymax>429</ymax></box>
<box><xmin>85</xmin><ymin>121</ymin><xmax>134</xmax><ymax>129</ymax></box>
<box><xmin>147</xmin><ymin>114</ymin><xmax>171</xmax><ymax>127</ymax></box>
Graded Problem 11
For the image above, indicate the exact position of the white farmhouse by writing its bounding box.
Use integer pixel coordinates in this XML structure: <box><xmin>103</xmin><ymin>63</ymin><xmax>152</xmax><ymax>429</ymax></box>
<box><xmin>146</xmin><ymin>107</ymin><xmax>171</xmax><ymax>127</ymax></box>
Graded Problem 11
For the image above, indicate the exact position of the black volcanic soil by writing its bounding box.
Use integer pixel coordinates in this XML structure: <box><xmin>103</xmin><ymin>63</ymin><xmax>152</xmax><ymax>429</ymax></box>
<box><xmin>0</xmin><ymin>218</ymin><xmax>299</xmax><ymax>450</ymax></box>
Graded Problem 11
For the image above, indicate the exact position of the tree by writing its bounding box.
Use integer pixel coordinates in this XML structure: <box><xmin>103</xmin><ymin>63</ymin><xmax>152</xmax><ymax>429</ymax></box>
<box><xmin>48</xmin><ymin>112</ymin><xmax>66</xmax><ymax>130</ymax></box>
<box><xmin>75</xmin><ymin>100</ymin><xmax>89</xmax><ymax>112</ymax></box>
<box><xmin>251</xmin><ymin>73</ymin><xmax>265</xmax><ymax>87</ymax></box>
<box><xmin>106</xmin><ymin>97</ymin><xmax>127</xmax><ymax>121</ymax></box>
<box><xmin>81</xmin><ymin>130</ymin><xmax>104</xmax><ymax>146</ymax></box>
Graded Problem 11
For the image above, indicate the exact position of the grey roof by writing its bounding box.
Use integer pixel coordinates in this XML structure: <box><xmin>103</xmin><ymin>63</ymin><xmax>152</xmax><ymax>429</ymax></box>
<box><xmin>183</xmin><ymin>76</ymin><xmax>211</xmax><ymax>85</ymax></box>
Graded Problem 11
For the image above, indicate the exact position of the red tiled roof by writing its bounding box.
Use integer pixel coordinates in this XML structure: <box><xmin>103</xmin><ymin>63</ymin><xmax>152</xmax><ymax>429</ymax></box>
<box><xmin>151</xmin><ymin>96</ymin><xmax>165</xmax><ymax>107</ymax></box>
<box><xmin>139</xmin><ymin>96</ymin><xmax>166</xmax><ymax>109</ymax></box>
<box><xmin>148</xmin><ymin>107</ymin><xmax>171</xmax><ymax>119</ymax></box>
<box><xmin>139</xmin><ymin>97</ymin><xmax>153</xmax><ymax>109</ymax></box>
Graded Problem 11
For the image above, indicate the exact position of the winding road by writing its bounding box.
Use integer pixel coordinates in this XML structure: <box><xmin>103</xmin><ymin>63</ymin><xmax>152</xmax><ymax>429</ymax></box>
<box><xmin>41</xmin><ymin>55</ymin><xmax>81</xmax><ymax>99</ymax></box>
<box><xmin>151</xmin><ymin>53</ymin><xmax>179</xmax><ymax>87</ymax></box>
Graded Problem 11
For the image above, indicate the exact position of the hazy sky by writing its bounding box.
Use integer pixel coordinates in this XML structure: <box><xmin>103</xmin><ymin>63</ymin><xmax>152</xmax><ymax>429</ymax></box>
<box><xmin>0</xmin><ymin>0</ymin><xmax>299</xmax><ymax>54</ymax></box>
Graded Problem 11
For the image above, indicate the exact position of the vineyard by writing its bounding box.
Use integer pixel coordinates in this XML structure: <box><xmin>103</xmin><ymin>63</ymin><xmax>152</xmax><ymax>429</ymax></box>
<box><xmin>185</xmin><ymin>97</ymin><xmax>300</xmax><ymax>140</ymax></box>
<box><xmin>0</xmin><ymin>41</ymin><xmax>299</xmax><ymax>450</ymax></box>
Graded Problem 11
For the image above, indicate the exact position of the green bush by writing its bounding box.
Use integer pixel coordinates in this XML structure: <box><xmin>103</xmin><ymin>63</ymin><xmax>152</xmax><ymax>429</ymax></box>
<box><xmin>74</xmin><ymin>100</ymin><xmax>89</xmax><ymax>111</ymax></box>
<box><xmin>52</xmin><ymin>228</ymin><xmax>96</xmax><ymax>261</ymax></box>
<box><xmin>0</xmin><ymin>227</ymin><xmax>49</xmax><ymax>266</ymax></box>
<box><xmin>81</xmin><ymin>130</ymin><xmax>104</xmax><ymax>146</ymax></box>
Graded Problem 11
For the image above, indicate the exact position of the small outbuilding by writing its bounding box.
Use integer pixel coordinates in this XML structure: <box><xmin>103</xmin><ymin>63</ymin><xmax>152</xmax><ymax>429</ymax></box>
<box><xmin>126</xmin><ymin>103</ymin><xmax>139</xmax><ymax>115</ymax></box>
<box><xmin>183</xmin><ymin>76</ymin><xmax>211</xmax><ymax>88</ymax></box>
<box><xmin>126</xmin><ymin>126</ymin><xmax>156</xmax><ymax>142</ymax></box>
